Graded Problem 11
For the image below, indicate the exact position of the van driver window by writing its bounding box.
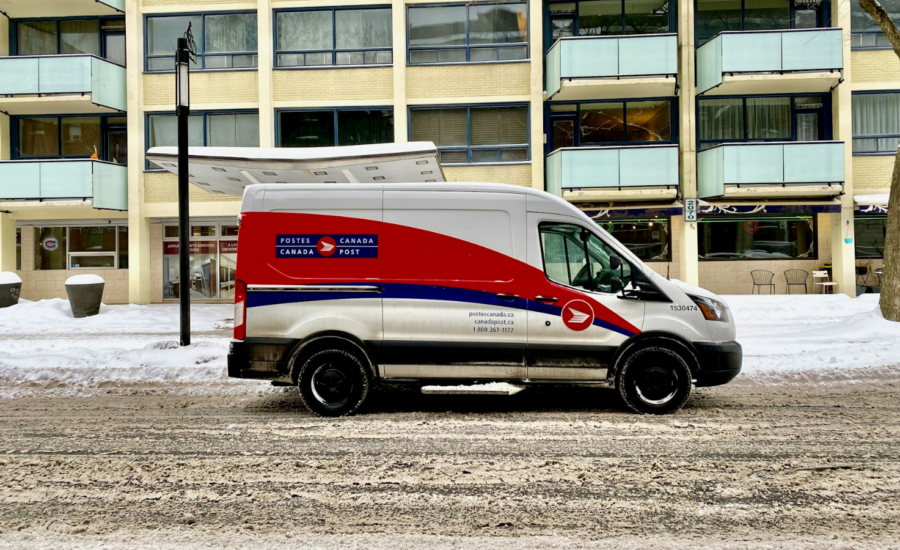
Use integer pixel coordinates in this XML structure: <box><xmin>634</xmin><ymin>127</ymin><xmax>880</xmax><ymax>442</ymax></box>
<box><xmin>539</xmin><ymin>223</ymin><xmax>630</xmax><ymax>293</ymax></box>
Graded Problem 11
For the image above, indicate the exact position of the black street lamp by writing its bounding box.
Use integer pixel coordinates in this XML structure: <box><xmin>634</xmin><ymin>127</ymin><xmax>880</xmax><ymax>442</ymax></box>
<box><xmin>176</xmin><ymin>26</ymin><xmax>195</xmax><ymax>347</ymax></box>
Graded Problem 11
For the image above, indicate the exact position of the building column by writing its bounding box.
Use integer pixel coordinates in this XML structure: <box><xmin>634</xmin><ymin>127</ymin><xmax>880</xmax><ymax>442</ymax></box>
<box><xmin>677</xmin><ymin>0</ymin><xmax>699</xmax><ymax>285</ymax></box>
<box><xmin>257</xmin><ymin>0</ymin><xmax>275</xmax><ymax>147</ymax></box>
<box><xmin>0</xmin><ymin>214</ymin><xmax>16</xmax><ymax>272</ymax></box>
<box><xmin>391</xmin><ymin>0</ymin><xmax>407</xmax><ymax>142</ymax></box>
<box><xmin>529</xmin><ymin>0</ymin><xmax>544</xmax><ymax>191</ymax></box>
<box><xmin>831</xmin><ymin>0</ymin><xmax>856</xmax><ymax>297</ymax></box>
<box><xmin>126</xmin><ymin>0</ymin><xmax>151</xmax><ymax>304</ymax></box>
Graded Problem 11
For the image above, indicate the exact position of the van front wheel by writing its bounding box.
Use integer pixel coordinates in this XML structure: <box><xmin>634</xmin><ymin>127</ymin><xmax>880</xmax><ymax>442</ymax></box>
<box><xmin>616</xmin><ymin>346</ymin><xmax>692</xmax><ymax>415</ymax></box>
<box><xmin>297</xmin><ymin>349</ymin><xmax>370</xmax><ymax>417</ymax></box>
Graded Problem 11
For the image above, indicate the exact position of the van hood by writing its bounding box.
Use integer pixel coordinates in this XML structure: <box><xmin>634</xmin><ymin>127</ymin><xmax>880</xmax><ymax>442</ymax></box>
<box><xmin>668</xmin><ymin>278</ymin><xmax>723</xmax><ymax>302</ymax></box>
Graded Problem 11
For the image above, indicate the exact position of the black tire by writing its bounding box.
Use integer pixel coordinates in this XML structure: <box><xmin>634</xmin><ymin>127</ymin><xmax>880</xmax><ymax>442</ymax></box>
<box><xmin>616</xmin><ymin>346</ymin><xmax>692</xmax><ymax>415</ymax></box>
<box><xmin>296</xmin><ymin>349</ymin><xmax>370</xmax><ymax>417</ymax></box>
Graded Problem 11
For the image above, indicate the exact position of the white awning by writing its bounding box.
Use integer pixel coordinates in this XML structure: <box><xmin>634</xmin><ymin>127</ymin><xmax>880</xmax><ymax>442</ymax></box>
<box><xmin>146</xmin><ymin>143</ymin><xmax>445</xmax><ymax>196</ymax></box>
<box><xmin>854</xmin><ymin>194</ymin><xmax>889</xmax><ymax>206</ymax></box>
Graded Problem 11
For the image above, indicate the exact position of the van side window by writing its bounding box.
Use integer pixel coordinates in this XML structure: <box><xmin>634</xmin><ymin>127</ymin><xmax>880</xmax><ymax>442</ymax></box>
<box><xmin>539</xmin><ymin>223</ymin><xmax>631</xmax><ymax>294</ymax></box>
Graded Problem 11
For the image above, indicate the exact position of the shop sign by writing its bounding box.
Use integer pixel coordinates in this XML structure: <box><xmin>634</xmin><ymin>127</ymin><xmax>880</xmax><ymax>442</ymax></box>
<box><xmin>220</xmin><ymin>240</ymin><xmax>238</xmax><ymax>254</ymax></box>
<box><xmin>42</xmin><ymin>236</ymin><xmax>60</xmax><ymax>252</ymax></box>
<box><xmin>164</xmin><ymin>241</ymin><xmax>218</xmax><ymax>255</ymax></box>
<box><xmin>684</xmin><ymin>199</ymin><xmax>697</xmax><ymax>222</ymax></box>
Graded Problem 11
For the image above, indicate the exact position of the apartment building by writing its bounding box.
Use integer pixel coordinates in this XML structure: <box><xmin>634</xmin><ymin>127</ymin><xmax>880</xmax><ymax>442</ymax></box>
<box><xmin>0</xmin><ymin>0</ymin><xmax>892</xmax><ymax>303</ymax></box>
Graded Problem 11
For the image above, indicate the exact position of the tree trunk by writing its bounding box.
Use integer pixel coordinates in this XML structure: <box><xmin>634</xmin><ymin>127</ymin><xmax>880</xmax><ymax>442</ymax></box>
<box><xmin>857</xmin><ymin>0</ymin><xmax>900</xmax><ymax>321</ymax></box>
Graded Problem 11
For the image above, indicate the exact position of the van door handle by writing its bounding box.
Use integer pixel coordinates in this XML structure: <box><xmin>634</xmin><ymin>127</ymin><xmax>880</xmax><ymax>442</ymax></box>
<box><xmin>535</xmin><ymin>296</ymin><xmax>558</xmax><ymax>303</ymax></box>
<box><xmin>496</xmin><ymin>293</ymin><xmax>520</xmax><ymax>300</ymax></box>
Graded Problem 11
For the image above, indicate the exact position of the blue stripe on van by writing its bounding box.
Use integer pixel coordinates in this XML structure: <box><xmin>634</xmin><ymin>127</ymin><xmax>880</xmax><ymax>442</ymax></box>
<box><xmin>246</xmin><ymin>283</ymin><xmax>636</xmax><ymax>337</ymax></box>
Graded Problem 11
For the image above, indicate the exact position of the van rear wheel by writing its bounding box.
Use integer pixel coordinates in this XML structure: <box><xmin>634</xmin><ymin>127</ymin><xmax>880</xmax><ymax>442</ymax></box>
<box><xmin>297</xmin><ymin>349</ymin><xmax>370</xmax><ymax>417</ymax></box>
<box><xmin>616</xmin><ymin>346</ymin><xmax>692</xmax><ymax>415</ymax></box>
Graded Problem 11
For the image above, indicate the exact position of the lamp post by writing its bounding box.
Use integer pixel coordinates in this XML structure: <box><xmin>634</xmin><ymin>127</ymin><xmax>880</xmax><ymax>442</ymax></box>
<box><xmin>176</xmin><ymin>28</ymin><xmax>195</xmax><ymax>347</ymax></box>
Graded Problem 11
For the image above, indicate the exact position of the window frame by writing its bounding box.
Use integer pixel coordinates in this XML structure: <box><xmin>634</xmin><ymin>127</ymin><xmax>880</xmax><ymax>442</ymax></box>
<box><xmin>697</xmin><ymin>215</ymin><xmax>818</xmax><ymax>261</ymax></box>
<box><xmin>144</xmin><ymin>11</ymin><xmax>259</xmax><ymax>73</ymax></box>
<box><xmin>696</xmin><ymin>93</ymin><xmax>832</xmax><ymax>150</ymax></box>
<box><xmin>538</xmin><ymin>221</ymin><xmax>632</xmax><ymax>294</ymax></box>
<box><xmin>12</xmin><ymin>113</ymin><xmax>127</xmax><ymax>163</ymax></box>
<box><xmin>851</xmin><ymin>90</ymin><xmax>900</xmax><ymax>155</ymax></box>
<box><xmin>33</xmin><ymin>224</ymin><xmax>128</xmax><ymax>271</ymax></box>
<box><xmin>12</xmin><ymin>16</ymin><xmax>126</xmax><ymax>62</ymax></box>
<box><xmin>144</xmin><ymin>109</ymin><xmax>260</xmax><ymax>170</ymax></box>
<box><xmin>407</xmin><ymin>1</ymin><xmax>530</xmax><ymax>65</ymax></box>
<box><xmin>854</xmin><ymin>215</ymin><xmax>887</xmax><ymax>259</ymax></box>
<box><xmin>694</xmin><ymin>0</ymin><xmax>831</xmax><ymax>43</ymax></box>
<box><xmin>275</xmin><ymin>107</ymin><xmax>395</xmax><ymax>148</ymax></box>
<box><xmin>408</xmin><ymin>103</ymin><xmax>531</xmax><ymax>165</ymax></box>
<box><xmin>850</xmin><ymin>0</ymin><xmax>899</xmax><ymax>50</ymax></box>
<box><xmin>273</xmin><ymin>6</ymin><xmax>394</xmax><ymax>69</ymax></box>
<box><xmin>547</xmin><ymin>98</ymin><xmax>678</xmax><ymax>153</ymax></box>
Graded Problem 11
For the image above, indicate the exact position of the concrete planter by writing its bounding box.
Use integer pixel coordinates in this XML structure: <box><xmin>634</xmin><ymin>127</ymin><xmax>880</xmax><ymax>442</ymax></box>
<box><xmin>65</xmin><ymin>274</ymin><xmax>105</xmax><ymax>318</ymax></box>
<box><xmin>0</xmin><ymin>272</ymin><xmax>22</xmax><ymax>308</ymax></box>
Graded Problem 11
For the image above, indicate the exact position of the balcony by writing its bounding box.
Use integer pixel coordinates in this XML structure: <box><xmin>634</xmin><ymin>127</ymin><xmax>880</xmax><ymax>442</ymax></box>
<box><xmin>0</xmin><ymin>159</ymin><xmax>128</xmax><ymax>211</ymax></box>
<box><xmin>0</xmin><ymin>0</ymin><xmax>123</xmax><ymax>17</ymax></box>
<box><xmin>0</xmin><ymin>55</ymin><xmax>126</xmax><ymax>115</ymax></box>
<box><xmin>696</xmin><ymin>29</ymin><xmax>842</xmax><ymax>96</ymax></box>
<box><xmin>546</xmin><ymin>145</ymin><xmax>679</xmax><ymax>203</ymax></box>
<box><xmin>545</xmin><ymin>34</ymin><xmax>677</xmax><ymax>102</ymax></box>
<box><xmin>697</xmin><ymin>141</ymin><xmax>844</xmax><ymax>199</ymax></box>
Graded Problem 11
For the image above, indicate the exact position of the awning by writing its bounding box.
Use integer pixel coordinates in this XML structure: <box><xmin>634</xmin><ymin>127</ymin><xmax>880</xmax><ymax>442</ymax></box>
<box><xmin>854</xmin><ymin>194</ymin><xmax>889</xmax><ymax>214</ymax></box>
<box><xmin>146</xmin><ymin>143</ymin><xmax>445</xmax><ymax>196</ymax></box>
<box><xmin>698</xmin><ymin>199</ymin><xmax>841</xmax><ymax>215</ymax></box>
<box><xmin>581</xmin><ymin>202</ymin><xmax>683</xmax><ymax>220</ymax></box>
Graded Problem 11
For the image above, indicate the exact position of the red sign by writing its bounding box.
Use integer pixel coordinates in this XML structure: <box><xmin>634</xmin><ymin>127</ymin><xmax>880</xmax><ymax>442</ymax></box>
<box><xmin>220</xmin><ymin>240</ymin><xmax>238</xmax><ymax>254</ymax></box>
<box><xmin>164</xmin><ymin>241</ymin><xmax>218</xmax><ymax>255</ymax></box>
<box><xmin>562</xmin><ymin>299</ymin><xmax>594</xmax><ymax>332</ymax></box>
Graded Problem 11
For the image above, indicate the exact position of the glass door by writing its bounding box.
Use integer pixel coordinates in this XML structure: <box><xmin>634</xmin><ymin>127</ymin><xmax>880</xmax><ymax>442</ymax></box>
<box><xmin>102</xmin><ymin>30</ymin><xmax>126</xmax><ymax>66</ymax></box>
<box><xmin>104</xmin><ymin>127</ymin><xmax>128</xmax><ymax>164</ymax></box>
<box><xmin>795</xmin><ymin>96</ymin><xmax>825</xmax><ymax>142</ymax></box>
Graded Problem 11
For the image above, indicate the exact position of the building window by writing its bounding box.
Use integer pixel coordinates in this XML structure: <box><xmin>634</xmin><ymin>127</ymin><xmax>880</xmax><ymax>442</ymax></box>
<box><xmin>698</xmin><ymin>216</ymin><xmax>816</xmax><ymax>260</ymax></box>
<box><xmin>16</xmin><ymin>18</ymin><xmax>127</xmax><ymax>59</ymax></box>
<box><xmin>852</xmin><ymin>93</ymin><xmax>900</xmax><ymax>154</ymax></box>
<box><xmin>146</xmin><ymin>13</ymin><xmax>258</xmax><ymax>71</ymax></box>
<box><xmin>598</xmin><ymin>218</ymin><xmax>670</xmax><ymax>261</ymax></box>
<box><xmin>146</xmin><ymin>111</ymin><xmax>259</xmax><ymax>168</ymax></box>
<box><xmin>698</xmin><ymin>95</ymin><xmax>828</xmax><ymax>149</ymax></box>
<box><xmin>410</xmin><ymin>105</ymin><xmax>529</xmax><ymax>164</ymax></box>
<box><xmin>547</xmin><ymin>0</ymin><xmax>673</xmax><ymax>43</ymax></box>
<box><xmin>695</xmin><ymin>0</ymin><xmax>826</xmax><ymax>42</ymax></box>
<box><xmin>548</xmin><ymin>100</ymin><xmax>674</xmax><ymax>150</ymax></box>
<box><xmin>278</xmin><ymin>109</ymin><xmax>394</xmax><ymax>147</ymax></box>
<box><xmin>855</xmin><ymin>216</ymin><xmax>887</xmax><ymax>259</ymax></box>
<box><xmin>275</xmin><ymin>8</ymin><xmax>392</xmax><ymax>67</ymax></box>
<box><xmin>33</xmin><ymin>226</ymin><xmax>128</xmax><ymax>270</ymax></box>
<box><xmin>408</xmin><ymin>2</ymin><xmax>528</xmax><ymax>64</ymax></box>
<box><xmin>162</xmin><ymin>223</ymin><xmax>238</xmax><ymax>300</ymax></box>
<box><xmin>14</xmin><ymin>116</ymin><xmax>127</xmax><ymax>163</ymax></box>
<box><xmin>852</xmin><ymin>0</ymin><xmax>900</xmax><ymax>48</ymax></box>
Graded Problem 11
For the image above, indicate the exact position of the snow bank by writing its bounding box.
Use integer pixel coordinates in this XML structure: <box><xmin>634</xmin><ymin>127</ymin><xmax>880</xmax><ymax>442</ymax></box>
<box><xmin>65</xmin><ymin>274</ymin><xmax>105</xmax><ymax>285</ymax></box>
<box><xmin>0</xmin><ymin>272</ymin><xmax>21</xmax><ymax>285</ymax></box>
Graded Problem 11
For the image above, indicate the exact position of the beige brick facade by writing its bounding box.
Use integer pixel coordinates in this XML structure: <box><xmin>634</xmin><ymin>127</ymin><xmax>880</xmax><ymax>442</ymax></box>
<box><xmin>143</xmin><ymin>0</ymin><xmax>252</xmax><ymax>7</ymax></box>
<box><xmin>406</xmin><ymin>63</ymin><xmax>531</xmax><ymax>99</ymax></box>
<box><xmin>144</xmin><ymin>172</ymin><xmax>243</xmax><ymax>204</ymax></box>
<box><xmin>443</xmin><ymin>164</ymin><xmax>532</xmax><ymax>187</ymax></box>
<box><xmin>851</xmin><ymin>50</ymin><xmax>900</xmax><ymax>84</ymax></box>
<box><xmin>274</xmin><ymin>68</ymin><xmax>393</xmax><ymax>103</ymax></box>
<box><xmin>852</xmin><ymin>155</ymin><xmax>894</xmax><ymax>192</ymax></box>
<box><xmin>143</xmin><ymin>71</ymin><xmax>260</xmax><ymax>107</ymax></box>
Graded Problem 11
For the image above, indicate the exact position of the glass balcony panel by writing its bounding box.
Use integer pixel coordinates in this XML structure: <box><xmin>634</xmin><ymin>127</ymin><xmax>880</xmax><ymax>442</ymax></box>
<box><xmin>546</xmin><ymin>145</ymin><xmax>679</xmax><ymax>195</ymax></box>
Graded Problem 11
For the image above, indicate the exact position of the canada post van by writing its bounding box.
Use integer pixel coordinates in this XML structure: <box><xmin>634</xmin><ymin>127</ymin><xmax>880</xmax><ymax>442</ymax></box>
<box><xmin>227</xmin><ymin>182</ymin><xmax>741</xmax><ymax>416</ymax></box>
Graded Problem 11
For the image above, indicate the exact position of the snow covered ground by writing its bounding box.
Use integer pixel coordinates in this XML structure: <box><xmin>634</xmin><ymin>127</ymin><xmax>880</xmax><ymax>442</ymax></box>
<box><xmin>0</xmin><ymin>294</ymin><xmax>898</xmax><ymax>396</ymax></box>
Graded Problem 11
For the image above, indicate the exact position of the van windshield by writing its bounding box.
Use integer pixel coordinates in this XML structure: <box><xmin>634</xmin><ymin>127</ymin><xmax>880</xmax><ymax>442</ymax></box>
<box><xmin>539</xmin><ymin>223</ymin><xmax>631</xmax><ymax>293</ymax></box>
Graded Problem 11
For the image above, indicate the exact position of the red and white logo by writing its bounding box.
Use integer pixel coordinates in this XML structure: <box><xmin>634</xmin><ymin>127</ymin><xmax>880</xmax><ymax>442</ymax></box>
<box><xmin>317</xmin><ymin>236</ymin><xmax>337</xmax><ymax>256</ymax></box>
<box><xmin>42</xmin><ymin>237</ymin><xmax>59</xmax><ymax>252</ymax></box>
<box><xmin>562</xmin><ymin>299</ymin><xmax>594</xmax><ymax>332</ymax></box>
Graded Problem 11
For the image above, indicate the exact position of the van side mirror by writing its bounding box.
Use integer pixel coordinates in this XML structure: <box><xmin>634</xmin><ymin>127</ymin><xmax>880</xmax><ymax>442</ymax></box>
<box><xmin>609</xmin><ymin>255</ymin><xmax>621</xmax><ymax>271</ymax></box>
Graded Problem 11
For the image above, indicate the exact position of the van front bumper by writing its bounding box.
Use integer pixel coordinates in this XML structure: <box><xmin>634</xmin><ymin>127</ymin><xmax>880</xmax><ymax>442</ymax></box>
<box><xmin>228</xmin><ymin>338</ymin><xmax>296</xmax><ymax>380</ymax></box>
<box><xmin>693</xmin><ymin>341</ymin><xmax>742</xmax><ymax>387</ymax></box>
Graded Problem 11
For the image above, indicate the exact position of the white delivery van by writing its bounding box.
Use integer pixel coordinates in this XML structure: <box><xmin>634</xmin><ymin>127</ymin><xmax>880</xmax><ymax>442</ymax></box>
<box><xmin>227</xmin><ymin>182</ymin><xmax>742</xmax><ymax>416</ymax></box>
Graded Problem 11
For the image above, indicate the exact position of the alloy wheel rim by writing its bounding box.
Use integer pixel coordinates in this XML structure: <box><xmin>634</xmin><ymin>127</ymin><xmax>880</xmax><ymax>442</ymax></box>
<box><xmin>310</xmin><ymin>363</ymin><xmax>353</xmax><ymax>406</ymax></box>
<box><xmin>634</xmin><ymin>365</ymin><xmax>679</xmax><ymax>405</ymax></box>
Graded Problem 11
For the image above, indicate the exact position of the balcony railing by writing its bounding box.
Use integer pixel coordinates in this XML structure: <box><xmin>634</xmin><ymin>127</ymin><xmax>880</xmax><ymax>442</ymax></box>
<box><xmin>545</xmin><ymin>34</ymin><xmax>677</xmax><ymax>101</ymax></box>
<box><xmin>696</xmin><ymin>29</ymin><xmax>843</xmax><ymax>95</ymax></box>
<box><xmin>546</xmin><ymin>145</ymin><xmax>679</xmax><ymax>201</ymax></box>
<box><xmin>0</xmin><ymin>159</ymin><xmax>128</xmax><ymax>211</ymax></box>
<box><xmin>697</xmin><ymin>141</ymin><xmax>845</xmax><ymax>199</ymax></box>
<box><xmin>0</xmin><ymin>55</ymin><xmax>126</xmax><ymax>114</ymax></box>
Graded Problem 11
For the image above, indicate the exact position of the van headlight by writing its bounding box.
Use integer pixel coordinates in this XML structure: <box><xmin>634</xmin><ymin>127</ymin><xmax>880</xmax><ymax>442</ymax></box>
<box><xmin>688</xmin><ymin>295</ymin><xmax>730</xmax><ymax>323</ymax></box>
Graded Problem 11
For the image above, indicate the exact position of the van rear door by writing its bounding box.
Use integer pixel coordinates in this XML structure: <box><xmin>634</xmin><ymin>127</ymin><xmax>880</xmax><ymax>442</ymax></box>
<box><xmin>381</xmin><ymin>190</ymin><xmax>528</xmax><ymax>379</ymax></box>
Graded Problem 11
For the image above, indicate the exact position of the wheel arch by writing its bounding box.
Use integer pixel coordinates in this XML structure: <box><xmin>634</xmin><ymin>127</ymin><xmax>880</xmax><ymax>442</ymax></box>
<box><xmin>609</xmin><ymin>331</ymin><xmax>702</xmax><ymax>381</ymax></box>
<box><xmin>287</xmin><ymin>331</ymin><xmax>379</xmax><ymax>384</ymax></box>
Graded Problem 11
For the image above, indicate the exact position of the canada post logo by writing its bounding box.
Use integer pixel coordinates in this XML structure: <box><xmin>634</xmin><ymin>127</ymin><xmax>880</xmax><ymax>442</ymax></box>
<box><xmin>276</xmin><ymin>234</ymin><xmax>378</xmax><ymax>258</ymax></box>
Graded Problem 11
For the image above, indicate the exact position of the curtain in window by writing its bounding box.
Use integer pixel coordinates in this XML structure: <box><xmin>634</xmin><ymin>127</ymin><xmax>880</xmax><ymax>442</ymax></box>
<box><xmin>207</xmin><ymin>114</ymin><xmax>260</xmax><ymax>147</ymax></box>
<box><xmin>853</xmin><ymin>93</ymin><xmax>900</xmax><ymax>138</ymax></box>
<box><xmin>148</xmin><ymin>115</ymin><xmax>203</xmax><ymax>148</ymax></box>
<box><xmin>337</xmin><ymin>110</ymin><xmax>394</xmax><ymax>146</ymax></box>
<box><xmin>471</xmin><ymin>107</ymin><xmax>528</xmax><ymax>146</ymax></box>
<box><xmin>205</xmin><ymin>14</ymin><xmax>258</xmax><ymax>54</ymax></box>
<box><xmin>148</xmin><ymin>16</ymin><xmax>202</xmax><ymax>55</ymax></box>
<box><xmin>408</xmin><ymin>6</ymin><xmax>467</xmax><ymax>46</ymax></box>
<box><xmin>277</xmin><ymin>11</ymin><xmax>332</xmax><ymax>51</ymax></box>
<box><xmin>747</xmin><ymin>97</ymin><xmax>791</xmax><ymax>140</ymax></box>
<box><xmin>410</xmin><ymin>109</ymin><xmax>468</xmax><ymax>146</ymax></box>
<box><xmin>336</xmin><ymin>9</ymin><xmax>392</xmax><ymax>49</ymax></box>
<box><xmin>60</xmin><ymin>20</ymin><xmax>100</xmax><ymax>56</ymax></box>
<box><xmin>18</xmin><ymin>21</ymin><xmax>58</xmax><ymax>55</ymax></box>
<box><xmin>469</xmin><ymin>4</ymin><xmax>528</xmax><ymax>44</ymax></box>
<box><xmin>698</xmin><ymin>99</ymin><xmax>744</xmax><ymax>141</ymax></box>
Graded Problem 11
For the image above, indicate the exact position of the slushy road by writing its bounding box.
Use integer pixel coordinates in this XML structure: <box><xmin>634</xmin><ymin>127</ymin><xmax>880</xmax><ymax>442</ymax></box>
<box><xmin>1</xmin><ymin>378</ymin><xmax>899</xmax><ymax>549</ymax></box>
